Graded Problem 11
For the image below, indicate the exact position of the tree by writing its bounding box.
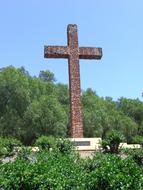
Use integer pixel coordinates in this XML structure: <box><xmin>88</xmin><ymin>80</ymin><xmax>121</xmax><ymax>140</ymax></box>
<box><xmin>39</xmin><ymin>70</ymin><xmax>56</xmax><ymax>82</ymax></box>
<box><xmin>56</xmin><ymin>83</ymin><xmax>69</xmax><ymax>112</ymax></box>
<box><xmin>29</xmin><ymin>77</ymin><xmax>56</xmax><ymax>101</ymax></box>
<box><xmin>103</xmin><ymin>97</ymin><xmax>138</xmax><ymax>142</ymax></box>
<box><xmin>17</xmin><ymin>66</ymin><xmax>30</xmax><ymax>78</ymax></box>
<box><xmin>82</xmin><ymin>88</ymin><xmax>106</xmax><ymax>137</ymax></box>
<box><xmin>0</xmin><ymin>66</ymin><xmax>142</xmax><ymax>145</ymax></box>
<box><xmin>82</xmin><ymin>89</ymin><xmax>138</xmax><ymax>142</ymax></box>
<box><xmin>117</xmin><ymin>97</ymin><xmax>143</xmax><ymax>126</ymax></box>
<box><xmin>0</xmin><ymin>66</ymin><xmax>30</xmax><ymax>138</ymax></box>
<box><xmin>22</xmin><ymin>96</ymin><xmax>68</xmax><ymax>144</ymax></box>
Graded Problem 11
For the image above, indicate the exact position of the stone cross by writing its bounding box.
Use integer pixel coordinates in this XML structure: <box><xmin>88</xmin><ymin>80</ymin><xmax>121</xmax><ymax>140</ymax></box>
<box><xmin>44</xmin><ymin>24</ymin><xmax>102</xmax><ymax>138</ymax></box>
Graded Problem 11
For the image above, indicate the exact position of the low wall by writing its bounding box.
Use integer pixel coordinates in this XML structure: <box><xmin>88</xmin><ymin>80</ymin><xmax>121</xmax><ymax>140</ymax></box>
<box><xmin>69</xmin><ymin>138</ymin><xmax>141</xmax><ymax>158</ymax></box>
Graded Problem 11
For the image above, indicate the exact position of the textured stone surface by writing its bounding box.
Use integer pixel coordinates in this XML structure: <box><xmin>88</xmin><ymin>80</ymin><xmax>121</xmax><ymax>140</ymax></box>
<box><xmin>44</xmin><ymin>24</ymin><xmax>102</xmax><ymax>138</ymax></box>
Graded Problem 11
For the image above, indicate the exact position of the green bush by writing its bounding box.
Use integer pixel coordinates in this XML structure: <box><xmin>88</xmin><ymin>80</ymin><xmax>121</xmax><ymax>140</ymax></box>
<box><xmin>101</xmin><ymin>130</ymin><xmax>125</xmax><ymax>154</ymax></box>
<box><xmin>0</xmin><ymin>137</ymin><xmax>22</xmax><ymax>157</ymax></box>
<box><xmin>35</xmin><ymin>136</ymin><xmax>74</xmax><ymax>154</ymax></box>
<box><xmin>84</xmin><ymin>153</ymin><xmax>143</xmax><ymax>190</ymax></box>
<box><xmin>122</xmin><ymin>148</ymin><xmax>143</xmax><ymax>167</ymax></box>
<box><xmin>34</xmin><ymin>135</ymin><xmax>56</xmax><ymax>150</ymax></box>
<box><xmin>0</xmin><ymin>150</ymin><xmax>85</xmax><ymax>189</ymax></box>
<box><xmin>56</xmin><ymin>138</ymin><xmax>74</xmax><ymax>154</ymax></box>
<box><xmin>1</xmin><ymin>150</ymin><xmax>143</xmax><ymax>189</ymax></box>
<box><xmin>16</xmin><ymin>146</ymin><xmax>34</xmax><ymax>161</ymax></box>
<box><xmin>133</xmin><ymin>135</ymin><xmax>143</xmax><ymax>147</ymax></box>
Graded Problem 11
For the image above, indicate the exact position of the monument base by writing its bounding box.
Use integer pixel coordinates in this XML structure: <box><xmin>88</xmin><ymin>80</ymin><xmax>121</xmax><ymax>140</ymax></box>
<box><xmin>69</xmin><ymin>138</ymin><xmax>101</xmax><ymax>158</ymax></box>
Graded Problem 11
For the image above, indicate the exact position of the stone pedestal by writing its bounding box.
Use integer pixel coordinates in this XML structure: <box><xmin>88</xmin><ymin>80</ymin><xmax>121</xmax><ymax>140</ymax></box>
<box><xmin>70</xmin><ymin>138</ymin><xmax>101</xmax><ymax>158</ymax></box>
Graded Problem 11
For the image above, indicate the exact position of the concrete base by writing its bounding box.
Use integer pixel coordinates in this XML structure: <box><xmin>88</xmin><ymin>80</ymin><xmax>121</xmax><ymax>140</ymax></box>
<box><xmin>69</xmin><ymin>138</ymin><xmax>142</xmax><ymax>158</ymax></box>
<box><xmin>70</xmin><ymin>138</ymin><xmax>101</xmax><ymax>150</ymax></box>
<box><xmin>69</xmin><ymin>138</ymin><xmax>101</xmax><ymax>158</ymax></box>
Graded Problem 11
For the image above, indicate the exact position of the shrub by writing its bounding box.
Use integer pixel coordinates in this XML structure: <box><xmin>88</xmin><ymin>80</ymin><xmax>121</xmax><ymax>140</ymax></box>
<box><xmin>0</xmin><ymin>150</ymin><xmax>85</xmax><ymax>189</ymax></box>
<box><xmin>0</xmin><ymin>137</ymin><xmax>22</xmax><ymax>157</ymax></box>
<box><xmin>101</xmin><ymin>130</ymin><xmax>125</xmax><ymax>154</ymax></box>
<box><xmin>1</xmin><ymin>151</ymin><xmax>143</xmax><ymax>189</ymax></box>
<box><xmin>35</xmin><ymin>136</ymin><xmax>74</xmax><ymax>154</ymax></box>
<box><xmin>17</xmin><ymin>146</ymin><xmax>34</xmax><ymax>161</ymax></box>
<box><xmin>122</xmin><ymin>148</ymin><xmax>143</xmax><ymax>167</ymax></box>
<box><xmin>84</xmin><ymin>153</ymin><xmax>143</xmax><ymax>190</ymax></box>
<box><xmin>56</xmin><ymin>138</ymin><xmax>74</xmax><ymax>154</ymax></box>
<box><xmin>133</xmin><ymin>135</ymin><xmax>143</xmax><ymax>148</ymax></box>
<box><xmin>1</xmin><ymin>147</ymin><xmax>143</xmax><ymax>189</ymax></box>
<box><xmin>34</xmin><ymin>135</ymin><xmax>56</xmax><ymax>150</ymax></box>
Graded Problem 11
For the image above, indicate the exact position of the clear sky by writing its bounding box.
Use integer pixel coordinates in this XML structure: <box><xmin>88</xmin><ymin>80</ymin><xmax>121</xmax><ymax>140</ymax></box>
<box><xmin>0</xmin><ymin>0</ymin><xmax>143</xmax><ymax>100</ymax></box>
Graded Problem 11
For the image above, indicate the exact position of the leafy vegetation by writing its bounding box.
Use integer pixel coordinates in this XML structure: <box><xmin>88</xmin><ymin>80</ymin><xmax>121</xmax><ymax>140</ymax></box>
<box><xmin>101</xmin><ymin>130</ymin><xmax>125</xmax><ymax>154</ymax></box>
<box><xmin>35</xmin><ymin>136</ymin><xmax>56</xmax><ymax>150</ymax></box>
<box><xmin>122</xmin><ymin>148</ymin><xmax>143</xmax><ymax>167</ymax></box>
<box><xmin>0</xmin><ymin>147</ymin><xmax>143</xmax><ymax>190</ymax></box>
<box><xmin>133</xmin><ymin>135</ymin><xmax>143</xmax><ymax>147</ymax></box>
<box><xmin>84</xmin><ymin>152</ymin><xmax>143</xmax><ymax>190</ymax></box>
<box><xmin>35</xmin><ymin>136</ymin><xmax>74</xmax><ymax>154</ymax></box>
<box><xmin>0</xmin><ymin>137</ymin><xmax>22</xmax><ymax>157</ymax></box>
<box><xmin>0</xmin><ymin>66</ymin><xmax>143</xmax><ymax>145</ymax></box>
<box><xmin>0</xmin><ymin>135</ymin><xmax>143</xmax><ymax>189</ymax></box>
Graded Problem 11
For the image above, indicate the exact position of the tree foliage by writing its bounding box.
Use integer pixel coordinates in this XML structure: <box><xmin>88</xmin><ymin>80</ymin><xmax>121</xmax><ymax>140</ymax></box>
<box><xmin>0</xmin><ymin>66</ymin><xmax>143</xmax><ymax>144</ymax></box>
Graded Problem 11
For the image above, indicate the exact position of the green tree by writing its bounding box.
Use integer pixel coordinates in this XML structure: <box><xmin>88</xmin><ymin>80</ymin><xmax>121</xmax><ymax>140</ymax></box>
<box><xmin>82</xmin><ymin>89</ymin><xmax>138</xmax><ymax>142</ymax></box>
<box><xmin>39</xmin><ymin>70</ymin><xmax>56</xmax><ymax>82</ymax></box>
<box><xmin>117</xmin><ymin>97</ymin><xmax>143</xmax><ymax>126</ymax></box>
<box><xmin>22</xmin><ymin>96</ymin><xmax>68</xmax><ymax>144</ymax></box>
<box><xmin>0</xmin><ymin>66</ymin><xmax>30</xmax><ymax>138</ymax></box>
<box><xmin>104</xmin><ymin>97</ymin><xmax>138</xmax><ymax>142</ymax></box>
<box><xmin>29</xmin><ymin>76</ymin><xmax>56</xmax><ymax>101</ymax></box>
<box><xmin>82</xmin><ymin>88</ymin><xmax>106</xmax><ymax>137</ymax></box>
<box><xmin>56</xmin><ymin>83</ymin><xmax>69</xmax><ymax>112</ymax></box>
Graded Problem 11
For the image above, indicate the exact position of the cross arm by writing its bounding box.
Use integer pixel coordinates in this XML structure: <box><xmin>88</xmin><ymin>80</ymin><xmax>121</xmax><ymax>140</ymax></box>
<box><xmin>44</xmin><ymin>46</ymin><xmax>69</xmax><ymax>58</ymax></box>
<box><xmin>79</xmin><ymin>47</ymin><xmax>102</xmax><ymax>59</ymax></box>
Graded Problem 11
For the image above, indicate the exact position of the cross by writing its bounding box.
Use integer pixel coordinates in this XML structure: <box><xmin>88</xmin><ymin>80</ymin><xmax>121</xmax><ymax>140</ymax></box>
<box><xmin>44</xmin><ymin>24</ymin><xmax>102</xmax><ymax>138</ymax></box>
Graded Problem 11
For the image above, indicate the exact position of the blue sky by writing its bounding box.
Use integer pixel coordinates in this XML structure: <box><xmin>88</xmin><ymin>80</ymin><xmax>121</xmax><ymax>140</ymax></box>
<box><xmin>0</xmin><ymin>0</ymin><xmax>143</xmax><ymax>100</ymax></box>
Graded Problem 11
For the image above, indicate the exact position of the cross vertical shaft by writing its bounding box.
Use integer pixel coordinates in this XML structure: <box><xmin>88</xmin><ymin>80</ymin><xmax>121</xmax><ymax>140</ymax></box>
<box><xmin>68</xmin><ymin>25</ymin><xmax>83</xmax><ymax>137</ymax></box>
